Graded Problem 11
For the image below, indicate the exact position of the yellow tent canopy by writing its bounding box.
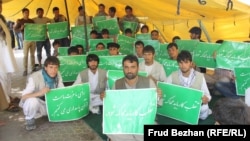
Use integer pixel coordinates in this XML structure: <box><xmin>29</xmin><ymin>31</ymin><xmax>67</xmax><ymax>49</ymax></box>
<box><xmin>2</xmin><ymin>0</ymin><xmax>250</xmax><ymax>42</ymax></box>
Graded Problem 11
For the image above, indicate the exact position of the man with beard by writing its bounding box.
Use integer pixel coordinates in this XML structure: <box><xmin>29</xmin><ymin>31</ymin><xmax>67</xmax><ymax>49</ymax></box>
<box><xmin>166</xmin><ymin>50</ymin><xmax>212</xmax><ymax>120</ymax></box>
<box><xmin>100</xmin><ymin>54</ymin><xmax>162</xmax><ymax>141</ymax></box>
<box><xmin>73</xmin><ymin>54</ymin><xmax>107</xmax><ymax>114</ymax></box>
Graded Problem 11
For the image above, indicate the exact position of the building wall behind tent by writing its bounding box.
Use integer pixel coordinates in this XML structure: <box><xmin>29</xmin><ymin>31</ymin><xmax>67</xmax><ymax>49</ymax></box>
<box><xmin>2</xmin><ymin>0</ymin><xmax>250</xmax><ymax>43</ymax></box>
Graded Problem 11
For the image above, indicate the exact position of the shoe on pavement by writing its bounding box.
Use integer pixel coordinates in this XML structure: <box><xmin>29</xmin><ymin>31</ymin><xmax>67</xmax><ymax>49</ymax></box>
<box><xmin>25</xmin><ymin>118</ymin><xmax>36</xmax><ymax>131</ymax></box>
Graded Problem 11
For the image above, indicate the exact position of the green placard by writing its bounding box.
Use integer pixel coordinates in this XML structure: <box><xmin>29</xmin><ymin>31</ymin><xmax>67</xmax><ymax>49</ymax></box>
<box><xmin>58</xmin><ymin>47</ymin><xmax>69</xmax><ymax>56</ymax></box>
<box><xmin>157</xmin><ymin>82</ymin><xmax>202</xmax><ymax>125</ymax></box>
<box><xmin>103</xmin><ymin>88</ymin><xmax>157</xmax><ymax>134</ymax></box>
<box><xmin>216</xmin><ymin>41</ymin><xmax>250</xmax><ymax>70</ymax></box>
<box><xmin>176</xmin><ymin>40</ymin><xmax>199</xmax><ymax>55</ymax></box>
<box><xmin>122</xmin><ymin>21</ymin><xmax>138</xmax><ymax>33</ymax></box>
<box><xmin>47</xmin><ymin>22</ymin><xmax>69</xmax><ymax>39</ymax></box>
<box><xmin>156</xmin><ymin>43</ymin><xmax>169</xmax><ymax>60</ymax></box>
<box><xmin>135</xmin><ymin>34</ymin><xmax>151</xmax><ymax>40</ymax></box>
<box><xmin>46</xmin><ymin>83</ymin><xmax>90</xmax><ymax>122</ymax></box>
<box><xmin>58</xmin><ymin>55</ymin><xmax>87</xmax><ymax>82</ymax></box>
<box><xmin>24</xmin><ymin>23</ymin><xmax>46</xmax><ymax>41</ymax></box>
<box><xmin>89</xmin><ymin>39</ymin><xmax>113</xmax><ymax>51</ymax></box>
<box><xmin>141</xmin><ymin>40</ymin><xmax>161</xmax><ymax>56</ymax></box>
<box><xmin>70</xmin><ymin>37</ymin><xmax>86</xmax><ymax>49</ymax></box>
<box><xmin>98</xmin><ymin>55</ymin><xmax>124</xmax><ymax>70</ymax></box>
<box><xmin>92</xmin><ymin>16</ymin><xmax>106</xmax><ymax>30</ymax></box>
<box><xmin>107</xmin><ymin>70</ymin><xmax>148</xmax><ymax>89</ymax></box>
<box><xmin>87</xmin><ymin>49</ymin><xmax>109</xmax><ymax>56</ymax></box>
<box><xmin>193</xmin><ymin>42</ymin><xmax>219</xmax><ymax>68</ymax></box>
<box><xmin>71</xmin><ymin>25</ymin><xmax>92</xmax><ymax>39</ymax></box>
<box><xmin>96</xmin><ymin>19</ymin><xmax>120</xmax><ymax>35</ymax></box>
<box><xmin>117</xmin><ymin>34</ymin><xmax>136</xmax><ymax>55</ymax></box>
<box><xmin>155</xmin><ymin>58</ymin><xmax>179</xmax><ymax>76</ymax></box>
<box><xmin>234</xmin><ymin>67</ymin><xmax>250</xmax><ymax>96</ymax></box>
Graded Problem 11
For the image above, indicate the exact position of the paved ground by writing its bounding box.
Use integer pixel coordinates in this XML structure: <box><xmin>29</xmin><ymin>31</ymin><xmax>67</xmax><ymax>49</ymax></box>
<box><xmin>0</xmin><ymin>49</ymin><xmax>103</xmax><ymax>141</ymax></box>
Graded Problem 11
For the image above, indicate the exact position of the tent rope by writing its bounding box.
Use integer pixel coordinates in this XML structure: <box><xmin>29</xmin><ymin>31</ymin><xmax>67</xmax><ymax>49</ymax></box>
<box><xmin>9</xmin><ymin>0</ymin><xmax>34</xmax><ymax>17</ymax></box>
<box><xmin>226</xmin><ymin>0</ymin><xmax>233</xmax><ymax>11</ymax></box>
<box><xmin>177</xmin><ymin>0</ymin><xmax>181</xmax><ymax>15</ymax></box>
<box><xmin>198</xmin><ymin>0</ymin><xmax>207</xmax><ymax>5</ymax></box>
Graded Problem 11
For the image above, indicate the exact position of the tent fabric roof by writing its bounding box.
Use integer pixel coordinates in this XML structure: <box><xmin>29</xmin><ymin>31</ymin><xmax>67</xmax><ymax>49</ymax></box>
<box><xmin>2</xmin><ymin>0</ymin><xmax>250</xmax><ymax>42</ymax></box>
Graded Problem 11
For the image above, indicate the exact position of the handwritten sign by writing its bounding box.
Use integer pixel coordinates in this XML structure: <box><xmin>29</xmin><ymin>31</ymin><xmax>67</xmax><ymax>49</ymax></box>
<box><xmin>155</xmin><ymin>58</ymin><xmax>179</xmax><ymax>76</ymax></box>
<box><xmin>58</xmin><ymin>55</ymin><xmax>87</xmax><ymax>82</ymax></box>
<box><xmin>47</xmin><ymin>22</ymin><xmax>69</xmax><ymax>39</ymax></box>
<box><xmin>107</xmin><ymin>70</ymin><xmax>148</xmax><ymax>89</ymax></box>
<box><xmin>46</xmin><ymin>83</ymin><xmax>90</xmax><ymax>122</ymax></box>
<box><xmin>216</xmin><ymin>41</ymin><xmax>250</xmax><ymax>70</ymax></box>
<box><xmin>96</xmin><ymin>19</ymin><xmax>120</xmax><ymax>35</ymax></box>
<box><xmin>87</xmin><ymin>49</ymin><xmax>109</xmax><ymax>56</ymax></box>
<box><xmin>141</xmin><ymin>40</ymin><xmax>161</xmax><ymax>56</ymax></box>
<box><xmin>70</xmin><ymin>37</ymin><xmax>86</xmax><ymax>49</ymax></box>
<box><xmin>193</xmin><ymin>42</ymin><xmax>219</xmax><ymax>68</ymax></box>
<box><xmin>135</xmin><ymin>34</ymin><xmax>151</xmax><ymax>40</ymax></box>
<box><xmin>176</xmin><ymin>40</ymin><xmax>199</xmax><ymax>55</ymax></box>
<box><xmin>117</xmin><ymin>34</ymin><xmax>136</xmax><ymax>55</ymax></box>
<box><xmin>122</xmin><ymin>21</ymin><xmax>138</xmax><ymax>33</ymax></box>
<box><xmin>58</xmin><ymin>47</ymin><xmax>69</xmax><ymax>56</ymax></box>
<box><xmin>98</xmin><ymin>56</ymin><xmax>124</xmax><ymax>70</ymax></box>
<box><xmin>92</xmin><ymin>16</ymin><xmax>106</xmax><ymax>30</ymax></box>
<box><xmin>157</xmin><ymin>82</ymin><xmax>202</xmax><ymax>125</ymax></box>
<box><xmin>103</xmin><ymin>88</ymin><xmax>157</xmax><ymax>134</ymax></box>
<box><xmin>234</xmin><ymin>67</ymin><xmax>250</xmax><ymax>96</ymax></box>
<box><xmin>71</xmin><ymin>24</ymin><xmax>92</xmax><ymax>39</ymax></box>
<box><xmin>89</xmin><ymin>39</ymin><xmax>113</xmax><ymax>51</ymax></box>
<box><xmin>155</xmin><ymin>43</ymin><xmax>169</xmax><ymax>60</ymax></box>
<box><xmin>24</xmin><ymin>23</ymin><xmax>46</xmax><ymax>41</ymax></box>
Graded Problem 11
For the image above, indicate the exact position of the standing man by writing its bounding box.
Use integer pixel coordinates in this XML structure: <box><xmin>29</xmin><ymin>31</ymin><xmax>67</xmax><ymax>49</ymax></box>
<box><xmin>166</xmin><ymin>50</ymin><xmax>212</xmax><ymax>120</ymax></box>
<box><xmin>73</xmin><ymin>54</ymin><xmax>107</xmax><ymax>114</ymax></box>
<box><xmin>32</xmin><ymin>8</ymin><xmax>52</xmax><ymax>69</ymax></box>
<box><xmin>100</xmin><ymin>54</ymin><xmax>162</xmax><ymax>141</ymax></box>
<box><xmin>94</xmin><ymin>3</ymin><xmax>108</xmax><ymax>17</ymax></box>
<box><xmin>75</xmin><ymin>6</ymin><xmax>91</xmax><ymax>26</ymax></box>
<box><xmin>134</xmin><ymin>40</ymin><xmax>144</xmax><ymax>58</ymax></box>
<box><xmin>19</xmin><ymin>56</ymin><xmax>64</xmax><ymax>131</ymax></box>
<box><xmin>167</xmin><ymin>42</ymin><xmax>179</xmax><ymax>60</ymax></box>
<box><xmin>14</xmin><ymin>8</ymin><xmax>36</xmax><ymax>76</ymax></box>
<box><xmin>139</xmin><ymin>45</ymin><xmax>167</xmax><ymax>84</ymax></box>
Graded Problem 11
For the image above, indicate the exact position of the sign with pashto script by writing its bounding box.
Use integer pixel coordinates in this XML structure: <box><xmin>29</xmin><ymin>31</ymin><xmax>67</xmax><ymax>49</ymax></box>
<box><xmin>234</xmin><ymin>67</ymin><xmax>250</xmax><ymax>96</ymax></box>
<box><xmin>87</xmin><ymin>49</ymin><xmax>109</xmax><ymax>56</ymax></box>
<box><xmin>216</xmin><ymin>41</ymin><xmax>250</xmax><ymax>70</ymax></box>
<box><xmin>98</xmin><ymin>55</ymin><xmax>124</xmax><ymax>70</ymax></box>
<box><xmin>71</xmin><ymin>24</ymin><xmax>92</xmax><ymax>39</ymax></box>
<box><xmin>155</xmin><ymin>58</ymin><xmax>179</xmax><ymax>76</ymax></box>
<box><xmin>58</xmin><ymin>47</ymin><xmax>69</xmax><ymax>56</ymax></box>
<box><xmin>24</xmin><ymin>23</ymin><xmax>46</xmax><ymax>41</ymax></box>
<box><xmin>157</xmin><ymin>82</ymin><xmax>202</xmax><ymax>125</ymax></box>
<box><xmin>117</xmin><ymin>34</ymin><xmax>136</xmax><ymax>55</ymax></box>
<box><xmin>95</xmin><ymin>18</ymin><xmax>120</xmax><ymax>35</ymax></box>
<box><xmin>89</xmin><ymin>39</ymin><xmax>113</xmax><ymax>51</ymax></box>
<box><xmin>46</xmin><ymin>83</ymin><xmax>90</xmax><ymax>122</ymax></box>
<box><xmin>103</xmin><ymin>88</ymin><xmax>157</xmax><ymax>134</ymax></box>
<box><xmin>47</xmin><ymin>22</ymin><xmax>69</xmax><ymax>39</ymax></box>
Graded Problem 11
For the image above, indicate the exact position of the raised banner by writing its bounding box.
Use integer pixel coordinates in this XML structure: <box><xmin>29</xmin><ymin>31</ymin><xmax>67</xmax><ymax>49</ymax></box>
<box><xmin>176</xmin><ymin>40</ymin><xmax>199</xmax><ymax>55</ymax></box>
<box><xmin>89</xmin><ymin>39</ymin><xmax>113</xmax><ymax>51</ymax></box>
<box><xmin>96</xmin><ymin>19</ymin><xmax>120</xmax><ymax>35</ymax></box>
<box><xmin>103</xmin><ymin>88</ymin><xmax>157</xmax><ymax>134</ymax></box>
<box><xmin>71</xmin><ymin>25</ymin><xmax>92</xmax><ymax>39</ymax></box>
<box><xmin>135</xmin><ymin>34</ymin><xmax>151</xmax><ymax>40</ymax></box>
<box><xmin>234</xmin><ymin>67</ymin><xmax>250</xmax><ymax>96</ymax></box>
<box><xmin>58</xmin><ymin>47</ymin><xmax>69</xmax><ymax>56</ymax></box>
<box><xmin>47</xmin><ymin>22</ymin><xmax>69</xmax><ymax>39</ymax></box>
<box><xmin>87</xmin><ymin>49</ymin><xmax>109</xmax><ymax>56</ymax></box>
<box><xmin>117</xmin><ymin>34</ymin><xmax>136</xmax><ymax>55</ymax></box>
<box><xmin>46</xmin><ymin>83</ymin><xmax>90</xmax><ymax>122</ymax></box>
<box><xmin>157</xmin><ymin>82</ymin><xmax>202</xmax><ymax>125</ymax></box>
<box><xmin>24</xmin><ymin>23</ymin><xmax>46</xmax><ymax>41</ymax></box>
<box><xmin>98</xmin><ymin>55</ymin><xmax>124</xmax><ymax>70</ymax></box>
<box><xmin>122</xmin><ymin>21</ymin><xmax>138</xmax><ymax>33</ymax></box>
<box><xmin>155</xmin><ymin>58</ymin><xmax>178</xmax><ymax>76</ymax></box>
<box><xmin>58</xmin><ymin>55</ymin><xmax>87</xmax><ymax>82</ymax></box>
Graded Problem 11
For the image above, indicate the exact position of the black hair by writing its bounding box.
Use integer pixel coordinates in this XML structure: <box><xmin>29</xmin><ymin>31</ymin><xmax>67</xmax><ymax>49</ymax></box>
<box><xmin>177</xmin><ymin>50</ymin><xmax>192</xmax><ymax>63</ymax></box>
<box><xmin>99</xmin><ymin>3</ymin><xmax>105</xmax><ymax>8</ymax></box>
<box><xmin>140</xmin><ymin>25</ymin><xmax>149</xmax><ymax>32</ymax></box>
<box><xmin>109</xmin><ymin>7</ymin><xmax>116</xmax><ymax>13</ymax></box>
<box><xmin>125</xmin><ymin>28</ymin><xmax>133</xmax><ymax>34</ymax></box>
<box><xmin>107</xmin><ymin>42</ymin><xmax>120</xmax><ymax>49</ymax></box>
<box><xmin>122</xmin><ymin>54</ymin><xmax>139</xmax><ymax>66</ymax></box>
<box><xmin>125</xmin><ymin>5</ymin><xmax>132</xmax><ymax>11</ymax></box>
<box><xmin>22</xmin><ymin>8</ymin><xmax>29</xmax><ymax>13</ymax></box>
<box><xmin>189</xmin><ymin>26</ymin><xmax>201</xmax><ymax>36</ymax></box>
<box><xmin>135</xmin><ymin>40</ymin><xmax>144</xmax><ymax>47</ymax></box>
<box><xmin>101</xmin><ymin>28</ymin><xmax>109</xmax><ymax>35</ymax></box>
<box><xmin>67</xmin><ymin>47</ymin><xmax>79</xmax><ymax>55</ymax></box>
<box><xmin>96</xmin><ymin>42</ymin><xmax>105</xmax><ymax>48</ymax></box>
<box><xmin>90</xmin><ymin>30</ymin><xmax>98</xmax><ymax>35</ymax></box>
<box><xmin>167</xmin><ymin>42</ymin><xmax>178</xmax><ymax>50</ymax></box>
<box><xmin>44</xmin><ymin>56</ymin><xmax>60</xmax><ymax>67</ymax></box>
<box><xmin>36</xmin><ymin>8</ymin><xmax>44</xmax><ymax>13</ymax></box>
<box><xmin>52</xmin><ymin>40</ymin><xmax>60</xmax><ymax>46</ymax></box>
<box><xmin>78</xmin><ymin>6</ymin><xmax>83</xmax><ymax>12</ymax></box>
<box><xmin>52</xmin><ymin>7</ymin><xmax>59</xmax><ymax>12</ymax></box>
<box><xmin>86</xmin><ymin>54</ymin><xmax>99</xmax><ymax>67</ymax></box>
<box><xmin>172</xmin><ymin>36</ymin><xmax>181</xmax><ymax>42</ymax></box>
<box><xmin>143</xmin><ymin>45</ymin><xmax>155</xmax><ymax>54</ymax></box>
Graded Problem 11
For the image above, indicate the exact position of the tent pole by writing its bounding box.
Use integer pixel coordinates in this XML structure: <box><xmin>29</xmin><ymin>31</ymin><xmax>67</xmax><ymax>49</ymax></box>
<box><xmin>82</xmin><ymin>0</ymin><xmax>89</xmax><ymax>52</ymax></box>
<box><xmin>198</xmin><ymin>20</ymin><xmax>211</xmax><ymax>42</ymax></box>
<box><xmin>64</xmin><ymin>0</ymin><xmax>71</xmax><ymax>39</ymax></box>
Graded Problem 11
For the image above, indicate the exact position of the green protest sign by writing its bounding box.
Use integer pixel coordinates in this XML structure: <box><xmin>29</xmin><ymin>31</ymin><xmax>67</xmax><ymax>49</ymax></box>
<box><xmin>58</xmin><ymin>47</ymin><xmax>69</xmax><ymax>56</ymax></box>
<box><xmin>103</xmin><ymin>88</ymin><xmax>157</xmax><ymax>134</ymax></box>
<box><xmin>89</xmin><ymin>39</ymin><xmax>113</xmax><ymax>51</ymax></box>
<box><xmin>155</xmin><ymin>43</ymin><xmax>169</xmax><ymax>60</ymax></box>
<box><xmin>107</xmin><ymin>70</ymin><xmax>148</xmax><ymax>89</ymax></box>
<box><xmin>234</xmin><ymin>67</ymin><xmax>250</xmax><ymax>96</ymax></box>
<box><xmin>135</xmin><ymin>34</ymin><xmax>151</xmax><ymax>40</ymax></box>
<box><xmin>92</xmin><ymin>16</ymin><xmax>106</xmax><ymax>30</ymax></box>
<box><xmin>71</xmin><ymin>25</ymin><xmax>92</xmax><ymax>39</ymax></box>
<box><xmin>157</xmin><ymin>82</ymin><xmax>202</xmax><ymax>125</ymax></box>
<box><xmin>46</xmin><ymin>83</ymin><xmax>90</xmax><ymax>122</ymax></box>
<box><xmin>87</xmin><ymin>49</ymin><xmax>109</xmax><ymax>56</ymax></box>
<box><xmin>24</xmin><ymin>23</ymin><xmax>46</xmax><ymax>41</ymax></box>
<box><xmin>193</xmin><ymin>42</ymin><xmax>219</xmax><ymax>68</ymax></box>
<box><xmin>142</xmin><ymin>40</ymin><xmax>161</xmax><ymax>55</ymax></box>
<box><xmin>117</xmin><ymin>34</ymin><xmax>136</xmax><ymax>55</ymax></box>
<box><xmin>176</xmin><ymin>40</ymin><xmax>199</xmax><ymax>55</ymax></box>
<box><xmin>216</xmin><ymin>41</ymin><xmax>250</xmax><ymax>70</ymax></box>
<box><xmin>98</xmin><ymin>55</ymin><xmax>124</xmax><ymax>70</ymax></box>
<box><xmin>58</xmin><ymin>55</ymin><xmax>87</xmax><ymax>82</ymax></box>
<box><xmin>122</xmin><ymin>21</ymin><xmax>138</xmax><ymax>33</ymax></box>
<box><xmin>70</xmin><ymin>37</ymin><xmax>86</xmax><ymax>49</ymax></box>
<box><xmin>155</xmin><ymin>58</ymin><xmax>179</xmax><ymax>76</ymax></box>
<box><xmin>47</xmin><ymin>22</ymin><xmax>69</xmax><ymax>39</ymax></box>
<box><xmin>96</xmin><ymin>19</ymin><xmax>120</xmax><ymax>35</ymax></box>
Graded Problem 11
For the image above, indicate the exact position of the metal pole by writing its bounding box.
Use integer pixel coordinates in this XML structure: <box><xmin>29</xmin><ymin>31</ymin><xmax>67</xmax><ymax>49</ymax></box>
<box><xmin>81</xmin><ymin>0</ymin><xmax>89</xmax><ymax>52</ymax></box>
<box><xmin>198</xmin><ymin>20</ymin><xmax>211</xmax><ymax>42</ymax></box>
<box><xmin>64</xmin><ymin>0</ymin><xmax>71</xmax><ymax>39</ymax></box>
